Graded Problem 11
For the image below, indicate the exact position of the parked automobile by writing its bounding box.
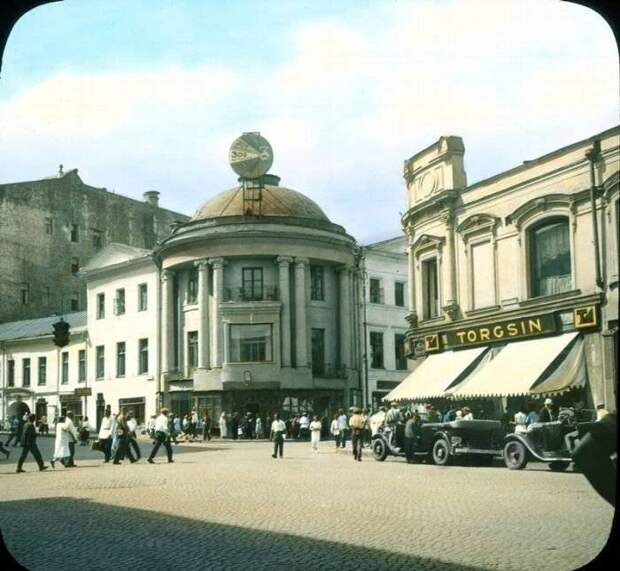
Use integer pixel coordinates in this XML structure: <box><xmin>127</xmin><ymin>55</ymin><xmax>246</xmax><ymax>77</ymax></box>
<box><xmin>371</xmin><ymin>418</ymin><xmax>505</xmax><ymax>466</ymax></box>
<box><xmin>503</xmin><ymin>408</ymin><xmax>596</xmax><ymax>471</ymax></box>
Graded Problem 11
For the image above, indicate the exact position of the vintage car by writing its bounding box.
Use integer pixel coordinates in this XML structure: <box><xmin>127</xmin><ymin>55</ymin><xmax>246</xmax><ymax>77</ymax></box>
<box><xmin>503</xmin><ymin>408</ymin><xmax>596</xmax><ymax>471</ymax></box>
<box><xmin>371</xmin><ymin>419</ymin><xmax>505</xmax><ymax>466</ymax></box>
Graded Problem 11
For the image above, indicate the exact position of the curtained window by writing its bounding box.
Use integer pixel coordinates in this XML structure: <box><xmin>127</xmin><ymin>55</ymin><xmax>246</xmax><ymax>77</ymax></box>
<box><xmin>229</xmin><ymin>324</ymin><xmax>272</xmax><ymax>362</ymax></box>
<box><xmin>529</xmin><ymin>218</ymin><xmax>571</xmax><ymax>297</ymax></box>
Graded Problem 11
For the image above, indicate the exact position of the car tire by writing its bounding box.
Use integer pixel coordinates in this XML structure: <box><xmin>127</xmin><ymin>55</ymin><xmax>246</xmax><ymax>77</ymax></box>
<box><xmin>549</xmin><ymin>461</ymin><xmax>570</xmax><ymax>472</ymax></box>
<box><xmin>432</xmin><ymin>438</ymin><xmax>451</xmax><ymax>466</ymax></box>
<box><xmin>504</xmin><ymin>440</ymin><xmax>528</xmax><ymax>470</ymax></box>
<box><xmin>372</xmin><ymin>438</ymin><xmax>388</xmax><ymax>462</ymax></box>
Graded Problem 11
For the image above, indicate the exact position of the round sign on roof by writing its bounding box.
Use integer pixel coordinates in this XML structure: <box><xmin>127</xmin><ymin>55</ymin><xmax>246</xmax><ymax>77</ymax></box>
<box><xmin>229</xmin><ymin>132</ymin><xmax>274</xmax><ymax>179</ymax></box>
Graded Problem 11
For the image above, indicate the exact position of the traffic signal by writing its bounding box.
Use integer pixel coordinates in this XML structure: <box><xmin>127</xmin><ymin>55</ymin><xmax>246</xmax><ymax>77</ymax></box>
<box><xmin>52</xmin><ymin>319</ymin><xmax>70</xmax><ymax>347</ymax></box>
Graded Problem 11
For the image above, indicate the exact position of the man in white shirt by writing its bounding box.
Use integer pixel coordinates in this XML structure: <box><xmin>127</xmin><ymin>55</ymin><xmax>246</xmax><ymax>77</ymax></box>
<box><xmin>147</xmin><ymin>408</ymin><xmax>174</xmax><ymax>464</ymax></box>
<box><xmin>63</xmin><ymin>412</ymin><xmax>79</xmax><ymax>467</ymax></box>
<box><xmin>126</xmin><ymin>411</ymin><xmax>141</xmax><ymax>460</ymax></box>
<box><xmin>270</xmin><ymin>413</ymin><xmax>286</xmax><ymax>459</ymax></box>
<box><xmin>298</xmin><ymin>414</ymin><xmax>310</xmax><ymax>441</ymax></box>
<box><xmin>337</xmin><ymin>409</ymin><xmax>348</xmax><ymax>448</ymax></box>
<box><xmin>98</xmin><ymin>409</ymin><xmax>113</xmax><ymax>463</ymax></box>
<box><xmin>462</xmin><ymin>407</ymin><xmax>474</xmax><ymax>421</ymax></box>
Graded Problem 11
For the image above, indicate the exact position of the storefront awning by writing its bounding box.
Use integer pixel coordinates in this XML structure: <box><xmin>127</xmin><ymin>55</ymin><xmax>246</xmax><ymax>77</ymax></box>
<box><xmin>384</xmin><ymin>346</ymin><xmax>488</xmax><ymax>402</ymax></box>
<box><xmin>529</xmin><ymin>336</ymin><xmax>586</xmax><ymax>396</ymax></box>
<box><xmin>452</xmin><ymin>332</ymin><xmax>579</xmax><ymax>398</ymax></box>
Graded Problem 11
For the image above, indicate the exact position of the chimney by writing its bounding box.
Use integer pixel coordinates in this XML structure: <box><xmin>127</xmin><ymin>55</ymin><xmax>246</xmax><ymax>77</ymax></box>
<box><xmin>143</xmin><ymin>190</ymin><xmax>160</xmax><ymax>207</ymax></box>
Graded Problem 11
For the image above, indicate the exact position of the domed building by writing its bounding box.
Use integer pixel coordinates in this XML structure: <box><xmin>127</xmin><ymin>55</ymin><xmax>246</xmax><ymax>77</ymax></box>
<box><xmin>155</xmin><ymin>174</ymin><xmax>361</xmax><ymax>421</ymax></box>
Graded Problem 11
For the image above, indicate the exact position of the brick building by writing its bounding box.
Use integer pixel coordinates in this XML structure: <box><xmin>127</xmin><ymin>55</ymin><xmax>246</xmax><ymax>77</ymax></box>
<box><xmin>0</xmin><ymin>167</ymin><xmax>189</xmax><ymax>323</ymax></box>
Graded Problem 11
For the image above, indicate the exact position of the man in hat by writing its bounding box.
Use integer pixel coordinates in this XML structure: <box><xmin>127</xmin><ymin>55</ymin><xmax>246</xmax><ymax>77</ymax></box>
<box><xmin>462</xmin><ymin>407</ymin><xmax>474</xmax><ymax>420</ymax></box>
<box><xmin>16</xmin><ymin>414</ymin><xmax>49</xmax><ymax>473</ymax></box>
<box><xmin>348</xmin><ymin>407</ymin><xmax>366</xmax><ymax>461</ymax></box>
<box><xmin>148</xmin><ymin>408</ymin><xmax>173</xmax><ymax>464</ymax></box>
<box><xmin>385</xmin><ymin>401</ymin><xmax>403</xmax><ymax>428</ymax></box>
<box><xmin>539</xmin><ymin>398</ymin><xmax>556</xmax><ymax>423</ymax></box>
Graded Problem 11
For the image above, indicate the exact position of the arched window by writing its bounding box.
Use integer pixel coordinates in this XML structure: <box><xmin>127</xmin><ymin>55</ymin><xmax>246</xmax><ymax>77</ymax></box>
<box><xmin>528</xmin><ymin>217</ymin><xmax>571</xmax><ymax>297</ymax></box>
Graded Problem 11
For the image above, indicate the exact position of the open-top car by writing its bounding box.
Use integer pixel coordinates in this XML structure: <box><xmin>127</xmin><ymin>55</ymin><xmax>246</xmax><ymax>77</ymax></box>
<box><xmin>372</xmin><ymin>418</ymin><xmax>505</xmax><ymax>466</ymax></box>
<box><xmin>503</xmin><ymin>408</ymin><xmax>596</xmax><ymax>471</ymax></box>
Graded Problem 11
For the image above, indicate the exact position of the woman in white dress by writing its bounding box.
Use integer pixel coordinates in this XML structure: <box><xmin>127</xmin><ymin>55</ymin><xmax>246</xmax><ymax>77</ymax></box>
<box><xmin>50</xmin><ymin>417</ymin><xmax>71</xmax><ymax>468</ymax></box>
<box><xmin>219</xmin><ymin>412</ymin><xmax>228</xmax><ymax>439</ymax></box>
<box><xmin>310</xmin><ymin>416</ymin><xmax>322</xmax><ymax>453</ymax></box>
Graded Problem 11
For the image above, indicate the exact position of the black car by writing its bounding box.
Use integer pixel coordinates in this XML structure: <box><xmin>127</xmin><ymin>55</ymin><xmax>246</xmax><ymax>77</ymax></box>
<box><xmin>371</xmin><ymin>418</ymin><xmax>505</xmax><ymax>466</ymax></box>
<box><xmin>503</xmin><ymin>408</ymin><xmax>596</xmax><ymax>471</ymax></box>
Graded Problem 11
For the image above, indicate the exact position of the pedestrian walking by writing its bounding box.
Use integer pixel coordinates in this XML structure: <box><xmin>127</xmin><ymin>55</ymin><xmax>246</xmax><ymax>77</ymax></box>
<box><xmin>98</xmin><ymin>409</ymin><xmax>113</xmax><ymax>462</ymax></box>
<box><xmin>63</xmin><ymin>412</ymin><xmax>79</xmax><ymax>467</ymax></box>
<box><xmin>5</xmin><ymin>415</ymin><xmax>22</xmax><ymax>447</ymax></box>
<box><xmin>219</xmin><ymin>411</ymin><xmax>228</xmax><ymax>438</ymax></box>
<box><xmin>203</xmin><ymin>412</ymin><xmax>212</xmax><ymax>441</ymax></box>
<box><xmin>299</xmin><ymin>413</ymin><xmax>310</xmax><ymax>441</ymax></box>
<box><xmin>126</xmin><ymin>411</ymin><xmax>141</xmax><ymax>460</ymax></box>
<box><xmin>16</xmin><ymin>414</ymin><xmax>49</xmax><ymax>473</ymax></box>
<box><xmin>270</xmin><ymin>413</ymin><xmax>286</xmax><ymax>459</ymax></box>
<box><xmin>310</xmin><ymin>416</ymin><xmax>322</xmax><ymax>453</ymax></box>
<box><xmin>112</xmin><ymin>412</ymin><xmax>137</xmax><ymax>464</ymax></box>
<box><xmin>349</xmin><ymin>407</ymin><xmax>366</xmax><ymax>462</ymax></box>
<box><xmin>148</xmin><ymin>408</ymin><xmax>174</xmax><ymax>464</ymax></box>
<box><xmin>50</xmin><ymin>416</ymin><xmax>71</xmax><ymax>469</ymax></box>
<box><xmin>330</xmin><ymin>414</ymin><xmax>340</xmax><ymax>448</ymax></box>
<box><xmin>337</xmin><ymin>409</ymin><xmax>348</xmax><ymax>448</ymax></box>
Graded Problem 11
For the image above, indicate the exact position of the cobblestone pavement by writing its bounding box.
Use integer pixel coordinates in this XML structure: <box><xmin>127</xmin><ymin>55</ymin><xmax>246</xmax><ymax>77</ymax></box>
<box><xmin>0</xmin><ymin>438</ymin><xmax>613</xmax><ymax>570</ymax></box>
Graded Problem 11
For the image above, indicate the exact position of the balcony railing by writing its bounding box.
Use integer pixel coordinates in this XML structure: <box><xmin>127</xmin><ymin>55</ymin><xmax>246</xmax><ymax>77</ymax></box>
<box><xmin>223</xmin><ymin>285</ymin><xmax>279</xmax><ymax>302</ymax></box>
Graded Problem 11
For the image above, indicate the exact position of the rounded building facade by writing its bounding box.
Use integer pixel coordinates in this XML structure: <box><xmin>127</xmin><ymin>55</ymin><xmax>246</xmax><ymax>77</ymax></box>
<box><xmin>156</xmin><ymin>175</ymin><xmax>360</xmax><ymax>422</ymax></box>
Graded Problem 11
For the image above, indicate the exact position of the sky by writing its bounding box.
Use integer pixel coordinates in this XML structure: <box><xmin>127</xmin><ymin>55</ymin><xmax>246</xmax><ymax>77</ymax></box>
<box><xmin>0</xmin><ymin>0</ymin><xmax>618</xmax><ymax>244</ymax></box>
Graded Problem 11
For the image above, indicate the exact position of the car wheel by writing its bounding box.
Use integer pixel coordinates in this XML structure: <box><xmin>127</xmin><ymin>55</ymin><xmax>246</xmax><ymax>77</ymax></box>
<box><xmin>372</xmin><ymin>439</ymin><xmax>388</xmax><ymax>462</ymax></box>
<box><xmin>432</xmin><ymin>439</ymin><xmax>451</xmax><ymax>466</ymax></box>
<box><xmin>549</xmin><ymin>461</ymin><xmax>570</xmax><ymax>472</ymax></box>
<box><xmin>504</xmin><ymin>440</ymin><xmax>528</xmax><ymax>470</ymax></box>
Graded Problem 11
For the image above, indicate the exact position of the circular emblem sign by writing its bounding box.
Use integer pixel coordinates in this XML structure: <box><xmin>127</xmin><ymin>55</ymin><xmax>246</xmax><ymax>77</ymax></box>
<box><xmin>229</xmin><ymin>132</ymin><xmax>273</xmax><ymax>179</ymax></box>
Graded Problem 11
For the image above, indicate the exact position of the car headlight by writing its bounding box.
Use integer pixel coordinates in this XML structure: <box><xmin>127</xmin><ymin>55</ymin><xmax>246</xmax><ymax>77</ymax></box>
<box><xmin>450</xmin><ymin>436</ymin><xmax>462</xmax><ymax>445</ymax></box>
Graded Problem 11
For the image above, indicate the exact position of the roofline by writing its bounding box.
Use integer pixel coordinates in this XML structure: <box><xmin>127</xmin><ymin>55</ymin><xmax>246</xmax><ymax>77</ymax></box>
<box><xmin>0</xmin><ymin>329</ymin><xmax>87</xmax><ymax>344</ymax></box>
<box><xmin>361</xmin><ymin>235</ymin><xmax>406</xmax><ymax>249</ymax></box>
<box><xmin>80</xmin><ymin>253</ymin><xmax>156</xmax><ymax>280</ymax></box>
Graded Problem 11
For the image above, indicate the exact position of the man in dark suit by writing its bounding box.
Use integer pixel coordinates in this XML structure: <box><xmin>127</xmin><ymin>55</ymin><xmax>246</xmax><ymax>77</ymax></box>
<box><xmin>539</xmin><ymin>398</ymin><xmax>556</xmax><ymax>423</ymax></box>
<box><xmin>16</xmin><ymin>414</ymin><xmax>49</xmax><ymax>473</ymax></box>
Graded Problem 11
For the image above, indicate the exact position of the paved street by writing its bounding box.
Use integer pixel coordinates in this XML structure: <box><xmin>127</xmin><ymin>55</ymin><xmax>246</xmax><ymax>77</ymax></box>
<box><xmin>0</xmin><ymin>437</ymin><xmax>613</xmax><ymax>570</ymax></box>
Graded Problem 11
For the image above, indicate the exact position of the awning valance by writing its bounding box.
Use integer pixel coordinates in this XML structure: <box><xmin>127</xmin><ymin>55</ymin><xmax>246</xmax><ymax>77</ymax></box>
<box><xmin>384</xmin><ymin>346</ymin><xmax>488</xmax><ymax>402</ymax></box>
<box><xmin>452</xmin><ymin>332</ymin><xmax>579</xmax><ymax>398</ymax></box>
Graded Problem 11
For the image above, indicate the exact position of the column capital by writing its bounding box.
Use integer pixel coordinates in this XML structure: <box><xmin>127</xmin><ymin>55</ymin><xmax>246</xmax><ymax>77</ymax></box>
<box><xmin>294</xmin><ymin>257</ymin><xmax>309</xmax><ymax>267</ymax></box>
<box><xmin>276</xmin><ymin>256</ymin><xmax>294</xmax><ymax>266</ymax></box>
<box><xmin>209</xmin><ymin>257</ymin><xmax>226</xmax><ymax>269</ymax></box>
<box><xmin>194</xmin><ymin>258</ymin><xmax>210</xmax><ymax>270</ymax></box>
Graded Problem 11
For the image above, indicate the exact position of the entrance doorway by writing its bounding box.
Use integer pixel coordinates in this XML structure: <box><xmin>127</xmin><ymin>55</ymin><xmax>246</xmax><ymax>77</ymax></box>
<box><xmin>170</xmin><ymin>392</ymin><xmax>191</xmax><ymax>419</ymax></box>
<box><xmin>119</xmin><ymin>397</ymin><xmax>146</xmax><ymax>425</ymax></box>
<box><xmin>35</xmin><ymin>400</ymin><xmax>47</xmax><ymax>420</ymax></box>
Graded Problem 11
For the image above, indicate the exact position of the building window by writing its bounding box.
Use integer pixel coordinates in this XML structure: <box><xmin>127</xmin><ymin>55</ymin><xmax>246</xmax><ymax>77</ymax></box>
<box><xmin>116</xmin><ymin>342</ymin><xmax>126</xmax><ymax>377</ymax></box>
<box><xmin>421</xmin><ymin>258</ymin><xmax>439</xmax><ymax>319</ymax></box>
<box><xmin>370</xmin><ymin>332</ymin><xmax>384</xmax><ymax>369</ymax></box>
<box><xmin>369</xmin><ymin>278</ymin><xmax>383</xmax><ymax>304</ymax></box>
<box><xmin>229</xmin><ymin>324</ymin><xmax>272</xmax><ymax>362</ymax></box>
<box><xmin>92</xmin><ymin>229</ymin><xmax>103</xmax><ymax>250</ymax></box>
<box><xmin>8</xmin><ymin>360</ymin><xmax>15</xmax><ymax>387</ymax></box>
<box><xmin>38</xmin><ymin>357</ymin><xmax>47</xmax><ymax>385</ymax></box>
<box><xmin>45</xmin><ymin>217</ymin><xmax>53</xmax><ymax>235</ymax></box>
<box><xmin>78</xmin><ymin>350</ymin><xmax>86</xmax><ymax>382</ymax></box>
<box><xmin>529</xmin><ymin>218</ymin><xmax>571</xmax><ymax>297</ymax></box>
<box><xmin>96</xmin><ymin>346</ymin><xmax>105</xmax><ymax>379</ymax></box>
<box><xmin>471</xmin><ymin>241</ymin><xmax>495</xmax><ymax>309</ymax></box>
<box><xmin>187</xmin><ymin>269</ymin><xmax>198</xmax><ymax>304</ymax></box>
<box><xmin>187</xmin><ymin>331</ymin><xmax>198</xmax><ymax>369</ymax></box>
<box><xmin>96</xmin><ymin>293</ymin><xmax>105</xmax><ymax>319</ymax></box>
<box><xmin>21</xmin><ymin>284</ymin><xmax>30</xmax><ymax>305</ymax></box>
<box><xmin>70</xmin><ymin>292</ymin><xmax>79</xmax><ymax>311</ymax></box>
<box><xmin>114</xmin><ymin>288</ymin><xmax>126</xmax><ymax>315</ymax></box>
<box><xmin>310</xmin><ymin>266</ymin><xmax>325</xmax><ymax>301</ymax></box>
<box><xmin>395</xmin><ymin>334</ymin><xmax>407</xmax><ymax>370</ymax></box>
<box><xmin>61</xmin><ymin>352</ymin><xmax>69</xmax><ymax>384</ymax></box>
<box><xmin>242</xmin><ymin>268</ymin><xmax>263</xmax><ymax>301</ymax></box>
<box><xmin>71</xmin><ymin>223</ymin><xmax>79</xmax><ymax>242</ymax></box>
<box><xmin>71</xmin><ymin>257</ymin><xmax>80</xmax><ymax>275</ymax></box>
<box><xmin>311</xmin><ymin>328</ymin><xmax>325</xmax><ymax>375</ymax></box>
<box><xmin>138</xmin><ymin>283</ymin><xmax>148</xmax><ymax>311</ymax></box>
<box><xmin>22</xmin><ymin>358</ymin><xmax>31</xmax><ymax>387</ymax></box>
<box><xmin>139</xmin><ymin>338</ymin><xmax>149</xmax><ymax>374</ymax></box>
<box><xmin>394</xmin><ymin>282</ymin><xmax>405</xmax><ymax>307</ymax></box>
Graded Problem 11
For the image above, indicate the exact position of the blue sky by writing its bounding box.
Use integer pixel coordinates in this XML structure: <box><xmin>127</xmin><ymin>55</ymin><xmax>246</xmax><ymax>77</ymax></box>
<box><xmin>0</xmin><ymin>0</ymin><xmax>618</xmax><ymax>243</ymax></box>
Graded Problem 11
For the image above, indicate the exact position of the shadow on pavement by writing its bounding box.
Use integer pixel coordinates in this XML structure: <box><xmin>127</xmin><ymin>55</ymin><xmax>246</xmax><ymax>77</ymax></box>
<box><xmin>0</xmin><ymin>497</ymin><xmax>484</xmax><ymax>571</ymax></box>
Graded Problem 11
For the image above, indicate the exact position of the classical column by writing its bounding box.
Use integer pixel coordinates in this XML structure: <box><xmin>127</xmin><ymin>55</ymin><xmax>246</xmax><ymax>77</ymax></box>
<box><xmin>210</xmin><ymin>257</ymin><xmax>225</xmax><ymax>368</ymax></box>
<box><xmin>406</xmin><ymin>230</ymin><xmax>418</xmax><ymax>326</ymax></box>
<box><xmin>161</xmin><ymin>269</ymin><xmax>174</xmax><ymax>373</ymax></box>
<box><xmin>338</xmin><ymin>266</ymin><xmax>352</xmax><ymax>369</ymax></box>
<box><xmin>277</xmin><ymin>256</ymin><xmax>293</xmax><ymax>367</ymax></box>
<box><xmin>441</xmin><ymin>210</ymin><xmax>459</xmax><ymax>319</ymax></box>
<box><xmin>294</xmin><ymin>257</ymin><xmax>309</xmax><ymax>368</ymax></box>
<box><xmin>195</xmin><ymin>259</ymin><xmax>210</xmax><ymax>369</ymax></box>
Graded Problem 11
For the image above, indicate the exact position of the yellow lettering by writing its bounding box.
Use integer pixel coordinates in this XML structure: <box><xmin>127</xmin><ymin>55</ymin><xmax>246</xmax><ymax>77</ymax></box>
<box><xmin>479</xmin><ymin>328</ymin><xmax>491</xmax><ymax>341</ymax></box>
<box><xmin>529</xmin><ymin>319</ymin><xmax>542</xmax><ymax>333</ymax></box>
<box><xmin>493</xmin><ymin>326</ymin><xmax>504</xmax><ymax>338</ymax></box>
<box><xmin>456</xmin><ymin>331</ymin><xmax>467</xmax><ymax>344</ymax></box>
<box><xmin>521</xmin><ymin>321</ymin><xmax>527</xmax><ymax>335</ymax></box>
<box><xmin>466</xmin><ymin>330</ymin><xmax>477</xmax><ymax>343</ymax></box>
<box><xmin>506</xmin><ymin>323</ymin><xmax>519</xmax><ymax>336</ymax></box>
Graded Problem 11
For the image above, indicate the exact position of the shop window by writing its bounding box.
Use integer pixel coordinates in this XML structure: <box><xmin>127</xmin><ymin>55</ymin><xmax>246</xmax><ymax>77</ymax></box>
<box><xmin>229</xmin><ymin>324</ymin><xmax>272</xmax><ymax>362</ymax></box>
<box><xmin>369</xmin><ymin>278</ymin><xmax>383</xmax><ymax>304</ymax></box>
<box><xmin>114</xmin><ymin>288</ymin><xmax>126</xmax><ymax>315</ymax></box>
<box><xmin>8</xmin><ymin>360</ymin><xmax>15</xmax><ymax>387</ymax></box>
<box><xmin>394</xmin><ymin>334</ymin><xmax>407</xmax><ymax>370</ymax></box>
<box><xmin>187</xmin><ymin>331</ymin><xmax>198</xmax><ymax>369</ymax></box>
<box><xmin>38</xmin><ymin>357</ymin><xmax>47</xmax><ymax>385</ymax></box>
<box><xmin>138</xmin><ymin>283</ymin><xmax>148</xmax><ymax>311</ymax></box>
<box><xmin>61</xmin><ymin>352</ymin><xmax>69</xmax><ymax>384</ymax></box>
<box><xmin>187</xmin><ymin>269</ymin><xmax>198</xmax><ymax>304</ymax></box>
<box><xmin>23</xmin><ymin>358</ymin><xmax>31</xmax><ymax>387</ymax></box>
<box><xmin>96</xmin><ymin>293</ymin><xmax>105</xmax><ymax>319</ymax></box>
<box><xmin>394</xmin><ymin>282</ymin><xmax>405</xmax><ymax>307</ymax></box>
<box><xmin>78</xmin><ymin>350</ymin><xmax>86</xmax><ymax>382</ymax></box>
<box><xmin>529</xmin><ymin>217</ymin><xmax>571</xmax><ymax>297</ymax></box>
<box><xmin>471</xmin><ymin>240</ymin><xmax>495</xmax><ymax>309</ymax></box>
<box><xmin>310</xmin><ymin>266</ymin><xmax>325</xmax><ymax>301</ymax></box>
<box><xmin>139</xmin><ymin>338</ymin><xmax>149</xmax><ymax>374</ymax></box>
<box><xmin>311</xmin><ymin>328</ymin><xmax>325</xmax><ymax>375</ymax></box>
<box><xmin>370</xmin><ymin>332</ymin><xmax>384</xmax><ymax>369</ymax></box>
<box><xmin>96</xmin><ymin>346</ymin><xmax>105</xmax><ymax>379</ymax></box>
<box><xmin>242</xmin><ymin>267</ymin><xmax>263</xmax><ymax>301</ymax></box>
<box><xmin>421</xmin><ymin>258</ymin><xmax>439</xmax><ymax>319</ymax></box>
<box><xmin>116</xmin><ymin>342</ymin><xmax>126</xmax><ymax>377</ymax></box>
